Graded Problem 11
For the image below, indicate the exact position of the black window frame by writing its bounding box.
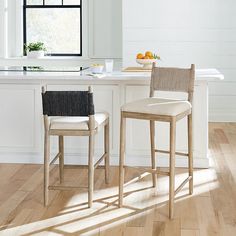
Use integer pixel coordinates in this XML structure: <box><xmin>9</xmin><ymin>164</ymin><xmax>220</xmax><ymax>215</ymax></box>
<box><xmin>23</xmin><ymin>0</ymin><xmax>82</xmax><ymax>57</ymax></box>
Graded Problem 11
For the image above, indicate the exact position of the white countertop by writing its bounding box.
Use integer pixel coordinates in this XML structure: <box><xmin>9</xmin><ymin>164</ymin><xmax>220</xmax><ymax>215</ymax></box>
<box><xmin>0</xmin><ymin>68</ymin><xmax>224</xmax><ymax>82</ymax></box>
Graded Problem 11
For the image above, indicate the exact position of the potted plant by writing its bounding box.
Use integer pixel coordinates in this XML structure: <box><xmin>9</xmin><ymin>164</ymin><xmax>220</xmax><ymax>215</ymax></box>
<box><xmin>25</xmin><ymin>42</ymin><xmax>46</xmax><ymax>58</ymax></box>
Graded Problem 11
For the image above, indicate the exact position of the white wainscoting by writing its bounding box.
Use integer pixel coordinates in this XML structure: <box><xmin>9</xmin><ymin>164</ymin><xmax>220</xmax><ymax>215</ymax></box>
<box><xmin>122</xmin><ymin>0</ymin><xmax>236</xmax><ymax>121</ymax></box>
<box><xmin>0</xmin><ymin>84</ymin><xmax>41</xmax><ymax>152</ymax></box>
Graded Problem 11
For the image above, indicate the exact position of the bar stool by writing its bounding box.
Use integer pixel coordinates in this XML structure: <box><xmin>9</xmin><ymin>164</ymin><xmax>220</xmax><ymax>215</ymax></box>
<box><xmin>119</xmin><ymin>63</ymin><xmax>195</xmax><ymax>219</ymax></box>
<box><xmin>41</xmin><ymin>86</ymin><xmax>110</xmax><ymax>207</ymax></box>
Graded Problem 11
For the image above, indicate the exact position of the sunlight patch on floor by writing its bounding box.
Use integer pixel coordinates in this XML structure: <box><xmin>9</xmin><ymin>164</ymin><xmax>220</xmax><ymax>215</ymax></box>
<box><xmin>0</xmin><ymin>169</ymin><xmax>219</xmax><ymax>235</ymax></box>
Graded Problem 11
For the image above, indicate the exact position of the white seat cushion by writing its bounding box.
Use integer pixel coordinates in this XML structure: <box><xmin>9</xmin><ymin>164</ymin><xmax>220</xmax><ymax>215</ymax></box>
<box><xmin>121</xmin><ymin>98</ymin><xmax>191</xmax><ymax>116</ymax></box>
<box><xmin>49</xmin><ymin>112</ymin><xmax>108</xmax><ymax>130</ymax></box>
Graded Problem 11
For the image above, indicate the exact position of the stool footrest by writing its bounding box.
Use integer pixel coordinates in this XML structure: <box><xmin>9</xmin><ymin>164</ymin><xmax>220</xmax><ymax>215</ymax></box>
<box><xmin>124</xmin><ymin>166</ymin><xmax>170</xmax><ymax>176</ymax></box>
<box><xmin>124</xmin><ymin>172</ymin><xmax>150</xmax><ymax>187</ymax></box>
<box><xmin>94</xmin><ymin>153</ymin><xmax>107</xmax><ymax>169</ymax></box>
<box><xmin>155</xmin><ymin>149</ymin><xmax>189</xmax><ymax>157</ymax></box>
<box><xmin>156</xmin><ymin>170</ymin><xmax>170</xmax><ymax>176</ymax></box>
<box><xmin>50</xmin><ymin>152</ymin><xmax>61</xmax><ymax>165</ymax></box>
<box><xmin>174</xmin><ymin>176</ymin><xmax>192</xmax><ymax>196</ymax></box>
<box><xmin>48</xmin><ymin>185</ymin><xmax>88</xmax><ymax>191</ymax></box>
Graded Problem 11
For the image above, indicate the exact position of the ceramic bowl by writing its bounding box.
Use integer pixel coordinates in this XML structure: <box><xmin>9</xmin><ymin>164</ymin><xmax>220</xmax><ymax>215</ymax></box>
<box><xmin>136</xmin><ymin>59</ymin><xmax>157</xmax><ymax>69</ymax></box>
<box><xmin>27</xmin><ymin>50</ymin><xmax>45</xmax><ymax>59</ymax></box>
<box><xmin>91</xmin><ymin>65</ymin><xmax>104</xmax><ymax>74</ymax></box>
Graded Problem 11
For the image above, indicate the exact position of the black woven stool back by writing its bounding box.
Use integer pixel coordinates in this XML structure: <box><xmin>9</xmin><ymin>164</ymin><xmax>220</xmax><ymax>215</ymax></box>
<box><xmin>42</xmin><ymin>91</ymin><xmax>95</xmax><ymax>117</ymax></box>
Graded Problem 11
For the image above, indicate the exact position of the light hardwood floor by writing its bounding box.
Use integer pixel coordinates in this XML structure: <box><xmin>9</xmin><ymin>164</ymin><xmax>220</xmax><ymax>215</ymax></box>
<box><xmin>0</xmin><ymin>123</ymin><xmax>236</xmax><ymax>235</ymax></box>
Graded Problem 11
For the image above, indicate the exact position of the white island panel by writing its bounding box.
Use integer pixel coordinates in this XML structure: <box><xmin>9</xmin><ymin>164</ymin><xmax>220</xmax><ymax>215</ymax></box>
<box><xmin>0</xmin><ymin>84</ymin><xmax>41</xmax><ymax>152</ymax></box>
<box><xmin>0</xmin><ymin>69</ymin><xmax>223</xmax><ymax>167</ymax></box>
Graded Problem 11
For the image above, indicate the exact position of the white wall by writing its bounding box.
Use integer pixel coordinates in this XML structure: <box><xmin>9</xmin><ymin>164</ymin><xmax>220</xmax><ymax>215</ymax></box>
<box><xmin>123</xmin><ymin>0</ymin><xmax>236</xmax><ymax>121</ymax></box>
<box><xmin>0</xmin><ymin>0</ymin><xmax>6</xmax><ymax>57</ymax></box>
<box><xmin>89</xmin><ymin>0</ymin><xmax>122</xmax><ymax>58</ymax></box>
<box><xmin>7</xmin><ymin>0</ymin><xmax>18</xmax><ymax>57</ymax></box>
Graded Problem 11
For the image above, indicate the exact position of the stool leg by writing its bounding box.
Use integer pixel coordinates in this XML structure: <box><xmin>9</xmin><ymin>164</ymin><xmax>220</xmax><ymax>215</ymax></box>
<box><xmin>150</xmin><ymin>120</ymin><xmax>157</xmax><ymax>187</ymax></box>
<box><xmin>104</xmin><ymin>119</ymin><xmax>110</xmax><ymax>184</ymax></box>
<box><xmin>88</xmin><ymin>132</ymin><xmax>95</xmax><ymax>208</ymax></box>
<box><xmin>59</xmin><ymin>136</ymin><xmax>64</xmax><ymax>184</ymax></box>
<box><xmin>44</xmin><ymin>132</ymin><xmax>50</xmax><ymax>206</ymax></box>
<box><xmin>119</xmin><ymin>113</ymin><xmax>126</xmax><ymax>207</ymax></box>
<box><xmin>169</xmin><ymin>118</ymin><xmax>176</xmax><ymax>219</ymax></box>
<box><xmin>188</xmin><ymin>114</ymin><xmax>193</xmax><ymax>194</ymax></box>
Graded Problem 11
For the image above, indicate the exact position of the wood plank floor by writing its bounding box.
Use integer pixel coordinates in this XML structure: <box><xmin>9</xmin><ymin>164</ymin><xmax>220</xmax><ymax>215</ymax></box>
<box><xmin>0</xmin><ymin>123</ymin><xmax>236</xmax><ymax>235</ymax></box>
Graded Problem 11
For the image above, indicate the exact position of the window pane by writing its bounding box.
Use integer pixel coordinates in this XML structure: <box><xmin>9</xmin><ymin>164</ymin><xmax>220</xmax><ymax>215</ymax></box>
<box><xmin>27</xmin><ymin>0</ymin><xmax>42</xmax><ymax>5</ymax></box>
<box><xmin>26</xmin><ymin>8</ymin><xmax>81</xmax><ymax>54</ymax></box>
<box><xmin>63</xmin><ymin>0</ymin><xmax>80</xmax><ymax>5</ymax></box>
<box><xmin>45</xmin><ymin>0</ymin><xmax>62</xmax><ymax>5</ymax></box>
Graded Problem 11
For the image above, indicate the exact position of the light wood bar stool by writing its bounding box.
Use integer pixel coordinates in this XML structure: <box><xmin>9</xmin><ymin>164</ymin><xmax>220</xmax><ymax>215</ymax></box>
<box><xmin>119</xmin><ymin>63</ymin><xmax>195</xmax><ymax>219</ymax></box>
<box><xmin>41</xmin><ymin>86</ymin><xmax>110</xmax><ymax>207</ymax></box>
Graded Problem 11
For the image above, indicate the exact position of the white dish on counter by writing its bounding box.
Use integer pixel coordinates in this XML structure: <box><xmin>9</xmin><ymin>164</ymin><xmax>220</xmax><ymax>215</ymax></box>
<box><xmin>90</xmin><ymin>65</ymin><xmax>104</xmax><ymax>74</ymax></box>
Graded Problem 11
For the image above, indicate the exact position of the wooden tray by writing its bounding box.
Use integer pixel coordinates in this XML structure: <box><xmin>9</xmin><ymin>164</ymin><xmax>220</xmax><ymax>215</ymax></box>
<box><xmin>122</xmin><ymin>67</ymin><xmax>151</xmax><ymax>72</ymax></box>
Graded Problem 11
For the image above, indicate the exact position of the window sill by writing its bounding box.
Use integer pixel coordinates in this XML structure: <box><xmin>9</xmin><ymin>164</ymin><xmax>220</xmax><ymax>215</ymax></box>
<box><xmin>2</xmin><ymin>56</ymin><xmax>88</xmax><ymax>60</ymax></box>
<box><xmin>0</xmin><ymin>57</ymin><xmax>122</xmax><ymax>68</ymax></box>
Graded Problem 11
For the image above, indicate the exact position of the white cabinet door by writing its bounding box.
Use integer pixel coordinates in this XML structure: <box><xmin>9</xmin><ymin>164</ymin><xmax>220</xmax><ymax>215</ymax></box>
<box><xmin>46</xmin><ymin>85</ymin><xmax>120</xmax><ymax>162</ymax></box>
<box><xmin>0</xmin><ymin>84</ymin><xmax>41</xmax><ymax>152</ymax></box>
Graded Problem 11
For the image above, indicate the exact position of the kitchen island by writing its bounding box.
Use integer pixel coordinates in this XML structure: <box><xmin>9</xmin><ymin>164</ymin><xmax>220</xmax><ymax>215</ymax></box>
<box><xmin>0</xmin><ymin>69</ymin><xmax>223</xmax><ymax>168</ymax></box>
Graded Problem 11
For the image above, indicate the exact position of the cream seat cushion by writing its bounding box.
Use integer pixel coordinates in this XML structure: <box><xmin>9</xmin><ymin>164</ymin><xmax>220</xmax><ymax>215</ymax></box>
<box><xmin>121</xmin><ymin>98</ymin><xmax>191</xmax><ymax>116</ymax></box>
<box><xmin>49</xmin><ymin>112</ymin><xmax>108</xmax><ymax>130</ymax></box>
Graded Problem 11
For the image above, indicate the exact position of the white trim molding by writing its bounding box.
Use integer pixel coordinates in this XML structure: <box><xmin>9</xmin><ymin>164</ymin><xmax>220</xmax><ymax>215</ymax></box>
<box><xmin>209</xmin><ymin>110</ymin><xmax>236</xmax><ymax>122</ymax></box>
<box><xmin>0</xmin><ymin>152</ymin><xmax>209</xmax><ymax>169</ymax></box>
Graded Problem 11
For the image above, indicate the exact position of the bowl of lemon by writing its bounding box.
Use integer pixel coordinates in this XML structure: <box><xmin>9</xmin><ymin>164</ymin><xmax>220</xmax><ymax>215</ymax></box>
<box><xmin>136</xmin><ymin>51</ymin><xmax>160</xmax><ymax>69</ymax></box>
<box><xmin>91</xmin><ymin>64</ymin><xmax>104</xmax><ymax>74</ymax></box>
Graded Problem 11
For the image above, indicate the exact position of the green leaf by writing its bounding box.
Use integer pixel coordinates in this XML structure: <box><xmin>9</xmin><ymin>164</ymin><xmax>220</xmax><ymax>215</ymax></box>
<box><xmin>25</xmin><ymin>42</ymin><xmax>47</xmax><ymax>52</ymax></box>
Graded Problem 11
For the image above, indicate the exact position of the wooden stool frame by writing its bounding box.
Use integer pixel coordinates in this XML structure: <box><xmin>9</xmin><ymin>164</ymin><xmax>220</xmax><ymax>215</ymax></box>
<box><xmin>42</xmin><ymin>86</ymin><xmax>110</xmax><ymax>208</ymax></box>
<box><xmin>119</xmin><ymin>64</ymin><xmax>195</xmax><ymax>219</ymax></box>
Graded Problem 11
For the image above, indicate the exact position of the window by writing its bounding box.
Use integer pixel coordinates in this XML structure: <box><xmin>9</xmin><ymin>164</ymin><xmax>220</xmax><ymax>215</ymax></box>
<box><xmin>23</xmin><ymin>0</ymin><xmax>82</xmax><ymax>56</ymax></box>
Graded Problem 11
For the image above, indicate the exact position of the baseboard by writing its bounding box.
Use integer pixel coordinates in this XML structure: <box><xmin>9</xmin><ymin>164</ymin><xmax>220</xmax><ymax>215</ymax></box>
<box><xmin>0</xmin><ymin>152</ymin><xmax>209</xmax><ymax>168</ymax></box>
<box><xmin>209</xmin><ymin>110</ymin><xmax>236</xmax><ymax>122</ymax></box>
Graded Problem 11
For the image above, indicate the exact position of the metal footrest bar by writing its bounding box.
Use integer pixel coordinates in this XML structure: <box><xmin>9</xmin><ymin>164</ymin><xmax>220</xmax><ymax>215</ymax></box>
<box><xmin>155</xmin><ymin>149</ymin><xmax>189</xmax><ymax>157</ymax></box>
<box><xmin>48</xmin><ymin>185</ymin><xmax>88</xmax><ymax>191</ymax></box>
<box><xmin>174</xmin><ymin>176</ymin><xmax>192</xmax><ymax>196</ymax></box>
<box><xmin>50</xmin><ymin>152</ymin><xmax>61</xmax><ymax>165</ymax></box>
